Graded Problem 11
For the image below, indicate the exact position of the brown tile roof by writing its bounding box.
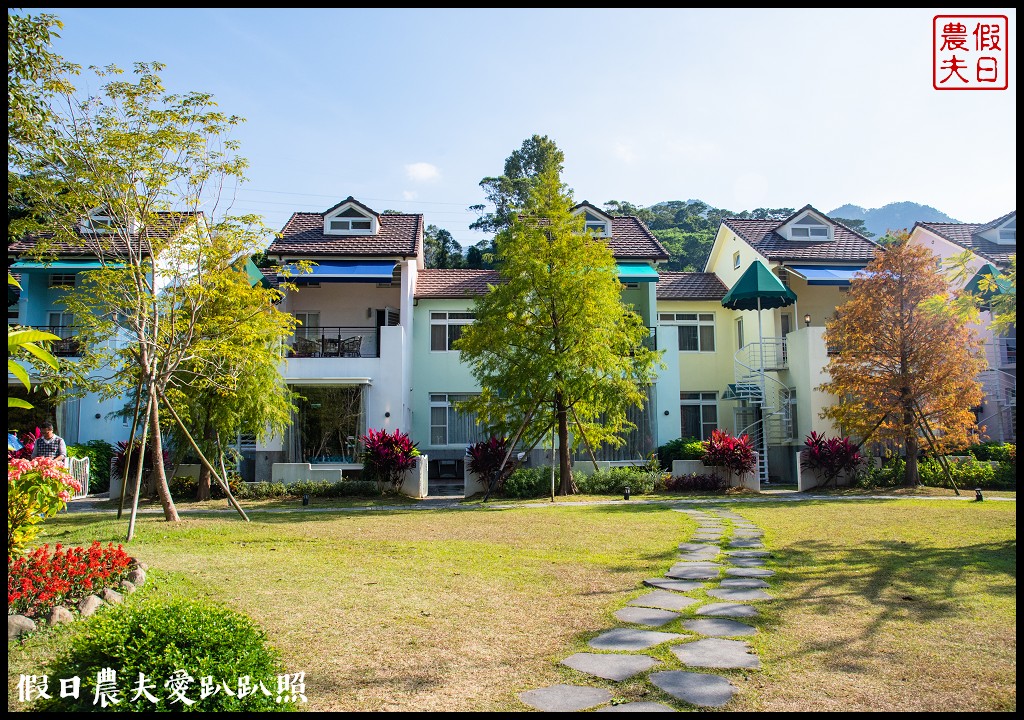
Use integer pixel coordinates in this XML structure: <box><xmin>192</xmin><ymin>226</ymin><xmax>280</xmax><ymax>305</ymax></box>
<box><xmin>607</xmin><ymin>216</ymin><xmax>670</xmax><ymax>260</ymax></box>
<box><xmin>267</xmin><ymin>210</ymin><xmax>422</xmax><ymax>258</ymax></box>
<box><xmin>914</xmin><ymin>211</ymin><xmax>1015</xmax><ymax>267</ymax></box>
<box><xmin>8</xmin><ymin>212</ymin><xmax>203</xmax><ymax>258</ymax></box>
<box><xmin>656</xmin><ymin>272</ymin><xmax>729</xmax><ymax>300</ymax></box>
<box><xmin>723</xmin><ymin>208</ymin><xmax>879</xmax><ymax>263</ymax></box>
<box><xmin>414</xmin><ymin>269</ymin><xmax>500</xmax><ymax>298</ymax></box>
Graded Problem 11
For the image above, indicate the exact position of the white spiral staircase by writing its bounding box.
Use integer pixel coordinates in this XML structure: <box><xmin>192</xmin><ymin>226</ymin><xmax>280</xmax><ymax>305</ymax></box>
<box><xmin>726</xmin><ymin>338</ymin><xmax>793</xmax><ymax>486</ymax></box>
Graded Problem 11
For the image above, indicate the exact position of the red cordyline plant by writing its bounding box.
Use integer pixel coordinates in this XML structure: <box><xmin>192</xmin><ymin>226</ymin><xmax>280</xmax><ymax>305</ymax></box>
<box><xmin>467</xmin><ymin>436</ymin><xmax>518</xmax><ymax>491</ymax></box>
<box><xmin>7</xmin><ymin>426</ymin><xmax>41</xmax><ymax>461</ymax></box>
<box><xmin>8</xmin><ymin>541</ymin><xmax>135</xmax><ymax>618</ymax></box>
<box><xmin>701</xmin><ymin>429</ymin><xmax>757</xmax><ymax>484</ymax></box>
<box><xmin>360</xmin><ymin>428</ymin><xmax>421</xmax><ymax>493</ymax></box>
<box><xmin>801</xmin><ymin>431</ymin><xmax>864</xmax><ymax>488</ymax></box>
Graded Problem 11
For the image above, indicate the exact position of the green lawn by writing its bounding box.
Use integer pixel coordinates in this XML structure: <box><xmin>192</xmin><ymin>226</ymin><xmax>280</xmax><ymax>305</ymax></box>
<box><xmin>8</xmin><ymin>497</ymin><xmax>1016</xmax><ymax>712</ymax></box>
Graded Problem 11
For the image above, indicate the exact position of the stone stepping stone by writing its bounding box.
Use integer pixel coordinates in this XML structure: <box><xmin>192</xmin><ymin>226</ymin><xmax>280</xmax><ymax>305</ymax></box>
<box><xmin>707</xmin><ymin>587</ymin><xmax>772</xmax><ymax>602</ymax></box>
<box><xmin>732</xmin><ymin>530</ymin><xmax>764</xmax><ymax>538</ymax></box>
<box><xmin>691</xmin><ymin>532</ymin><xmax>722</xmax><ymax>539</ymax></box>
<box><xmin>683</xmin><ymin>618</ymin><xmax>757</xmax><ymax>637</ymax></box>
<box><xmin>719</xmin><ymin>578</ymin><xmax>769</xmax><ymax>589</ymax></box>
<box><xmin>629</xmin><ymin>590</ymin><xmax>699</xmax><ymax>612</ymax></box>
<box><xmin>644</xmin><ymin>578</ymin><xmax>704</xmax><ymax>592</ymax></box>
<box><xmin>596</xmin><ymin>701</ymin><xmax>678</xmax><ymax>712</ymax></box>
<box><xmin>518</xmin><ymin>684</ymin><xmax>613</xmax><ymax>711</ymax></box>
<box><xmin>667</xmin><ymin>564</ymin><xmax>722</xmax><ymax>581</ymax></box>
<box><xmin>728</xmin><ymin>539</ymin><xmax>765</xmax><ymax>548</ymax></box>
<box><xmin>725</xmin><ymin>567</ymin><xmax>775</xmax><ymax>578</ymax></box>
<box><xmin>728</xmin><ymin>557</ymin><xmax>767</xmax><ymax>567</ymax></box>
<box><xmin>588</xmin><ymin>628</ymin><xmax>683</xmax><ymax>651</ymax></box>
<box><xmin>672</xmin><ymin>638</ymin><xmax>761</xmax><ymax>669</ymax></box>
<box><xmin>726</xmin><ymin>549</ymin><xmax>770</xmax><ymax>558</ymax></box>
<box><xmin>649</xmin><ymin>670</ymin><xmax>737</xmax><ymax>708</ymax></box>
<box><xmin>615</xmin><ymin>606</ymin><xmax>680</xmax><ymax>627</ymax></box>
<box><xmin>696</xmin><ymin>602</ymin><xmax>759</xmax><ymax>618</ymax></box>
<box><xmin>678</xmin><ymin>551</ymin><xmax>719</xmax><ymax>562</ymax></box>
<box><xmin>561</xmin><ymin>652</ymin><xmax>661</xmax><ymax>681</ymax></box>
<box><xmin>678</xmin><ymin>543</ymin><xmax>718</xmax><ymax>552</ymax></box>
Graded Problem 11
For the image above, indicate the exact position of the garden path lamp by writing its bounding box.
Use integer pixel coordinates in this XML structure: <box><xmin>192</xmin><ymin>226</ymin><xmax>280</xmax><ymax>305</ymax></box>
<box><xmin>804</xmin><ymin>313</ymin><xmax>811</xmax><ymax>327</ymax></box>
<box><xmin>624</xmin><ymin>486</ymin><xmax>630</xmax><ymax>501</ymax></box>
<box><xmin>975</xmin><ymin>488</ymin><xmax>984</xmax><ymax>501</ymax></box>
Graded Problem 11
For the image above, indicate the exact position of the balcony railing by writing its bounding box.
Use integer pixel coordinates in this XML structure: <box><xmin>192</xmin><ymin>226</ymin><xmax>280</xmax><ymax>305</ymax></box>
<box><xmin>32</xmin><ymin>326</ymin><xmax>81</xmax><ymax>357</ymax></box>
<box><xmin>985</xmin><ymin>337</ymin><xmax>1016</xmax><ymax>368</ymax></box>
<box><xmin>289</xmin><ymin>327</ymin><xmax>379</xmax><ymax>358</ymax></box>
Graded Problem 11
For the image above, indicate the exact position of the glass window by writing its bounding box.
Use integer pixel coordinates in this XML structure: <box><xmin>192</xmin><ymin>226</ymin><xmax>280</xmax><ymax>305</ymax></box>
<box><xmin>49</xmin><ymin>274</ymin><xmax>76</xmax><ymax>288</ymax></box>
<box><xmin>681</xmin><ymin>392</ymin><xmax>718</xmax><ymax>440</ymax></box>
<box><xmin>430</xmin><ymin>311</ymin><xmax>474</xmax><ymax>351</ymax></box>
<box><xmin>665</xmin><ymin>313</ymin><xmax>715</xmax><ymax>352</ymax></box>
<box><xmin>429</xmin><ymin>393</ymin><xmax>482</xmax><ymax>446</ymax></box>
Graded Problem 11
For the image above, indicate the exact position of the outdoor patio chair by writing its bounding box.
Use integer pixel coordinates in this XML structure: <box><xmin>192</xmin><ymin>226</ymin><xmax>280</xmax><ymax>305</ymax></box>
<box><xmin>340</xmin><ymin>335</ymin><xmax>362</xmax><ymax>357</ymax></box>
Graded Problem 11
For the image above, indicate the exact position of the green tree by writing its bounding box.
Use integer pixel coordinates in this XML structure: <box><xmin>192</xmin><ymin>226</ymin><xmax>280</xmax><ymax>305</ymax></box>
<box><xmin>8</xmin><ymin>274</ymin><xmax>60</xmax><ymax>410</ymax></box>
<box><xmin>818</xmin><ymin>233</ymin><xmax>987</xmax><ymax>486</ymax></box>
<box><xmin>12</xmin><ymin>61</ymin><xmax>296</xmax><ymax>525</ymax></box>
<box><xmin>423</xmin><ymin>224</ymin><xmax>464</xmax><ymax>269</ymax></box>
<box><xmin>468</xmin><ymin>134</ymin><xmax>566</xmax><ymax>268</ymax></box>
<box><xmin>456</xmin><ymin>164</ymin><xmax>662</xmax><ymax>496</ymax></box>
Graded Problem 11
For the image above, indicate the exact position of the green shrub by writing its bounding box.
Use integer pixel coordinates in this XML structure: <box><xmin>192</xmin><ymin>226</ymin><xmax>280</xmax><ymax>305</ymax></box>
<box><xmin>501</xmin><ymin>467</ymin><xmax>551</xmax><ymax>498</ymax></box>
<box><xmin>919</xmin><ymin>457</ymin><xmax>1013</xmax><ymax>490</ymax></box>
<box><xmin>575</xmin><ymin>467</ymin><xmax>659</xmax><ymax>495</ymax></box>
<box><xmin>235</xmin><ymin>482</ymin><xmax>289</xmax><ymax>500</ymax></box>
<box><xmin>67</xmin><ymin>439</ymin><xmax>116</xmax><ymax>494</ymax></box>
<box><xmin>657</xmin><ymin>437</ymin><xmax>705</xmax><ymax>469</ymax></box>
<box><xmin>288</xmin><ymin>479</ymin><xmax>381</xmax><ymax>498</ymax></box>
<box><xmin>964</xmin><ymin>442</ymin><xmax>1015</xmax><ymax>462</ymax></box>
<box><xmin>855</xmin><ymin>458</ymin><xmax>905</xmax><ymax>488</ymax></box>
<box><xmin>35</xmin><ymin>598</ymin><xmax>299</xmax><ymax>711</ymax></box>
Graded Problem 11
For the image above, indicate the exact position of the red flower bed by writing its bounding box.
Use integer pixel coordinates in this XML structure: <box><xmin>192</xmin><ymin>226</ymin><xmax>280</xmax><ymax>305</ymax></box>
<box><xmin>8</xmin><ymin>541</ymin><xmax>135</xmax><ymax>618</ymax></box>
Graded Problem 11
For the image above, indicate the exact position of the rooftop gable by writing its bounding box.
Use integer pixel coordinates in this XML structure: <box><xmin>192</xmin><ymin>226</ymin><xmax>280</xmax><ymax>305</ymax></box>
<box><xmin>267</xmin><ymin>198</ymin><xmax>422</xmax><ymax>260</ymax></box>
<box><xmin>913</xmin><ymin>210</ymin><xmax>1015</xmax><ymax>267</ymax></box>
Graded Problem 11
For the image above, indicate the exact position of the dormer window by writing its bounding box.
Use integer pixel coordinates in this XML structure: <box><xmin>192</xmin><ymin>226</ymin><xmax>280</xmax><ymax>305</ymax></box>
<box><xmin>323</xmin><ymin>199</ymin><xmax>379</xmax><ymax>236</ymax></box>
<box><xmin>80</xmin><ymin>209</ymin><xmax>116</xmax><ymax>234</ymax></box>
<box><xmin>790</xmin><ymin>216</ymin><xmax>830</xmax><ymax>239</ymax></box>
<box><xmin>572</xmin><ymin>203</ymin><xmax>612</xmax><ymax>237</ymax></box>
<box><xmin>583</xmin><ymin>211</ymin><xmax>610</xmax><ymax>237</ymax></box>
<box><xmin>997</xmin><ymin>217</ymin><xmax>1015</xmax><ymax>243</ymax></box>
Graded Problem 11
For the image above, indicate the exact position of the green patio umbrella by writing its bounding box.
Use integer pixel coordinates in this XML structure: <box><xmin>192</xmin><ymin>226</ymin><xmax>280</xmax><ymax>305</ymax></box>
<box><xmin>721</xmin><ymin>260</ymin><xmax>798</xmax><ymax>411</ymax></box>
<box><xmin>964</xmin><ymin>263</ymin><xmax>1011</xmax><ymax>304</ymax></box>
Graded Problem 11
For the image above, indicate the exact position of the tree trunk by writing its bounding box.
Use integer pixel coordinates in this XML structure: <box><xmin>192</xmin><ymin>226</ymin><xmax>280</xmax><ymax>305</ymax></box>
<box><xmin>903</xmin><ymin>399</ymin><xmax>920</xmax><ymax>487</ymax></box>
<box><xmin>197</xmin><ymin>419</ymin><xmax>214</xmax><ymax>501</ymax></box>
<box><xmin>148</xmin><ymin>393</ymin><xmax>181</xmax><ymax>522</ymax></box>
<box><xmin>556</xmin><ymin>393</ymin><xmax>575</xmax><ymax>495</ymax></box>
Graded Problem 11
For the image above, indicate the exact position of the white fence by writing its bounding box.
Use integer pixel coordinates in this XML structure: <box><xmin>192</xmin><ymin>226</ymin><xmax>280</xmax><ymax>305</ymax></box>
<box><xmin>68</xmin><ymin>456</ymin><xmax>90</xmax><ymax>499</ymax></box>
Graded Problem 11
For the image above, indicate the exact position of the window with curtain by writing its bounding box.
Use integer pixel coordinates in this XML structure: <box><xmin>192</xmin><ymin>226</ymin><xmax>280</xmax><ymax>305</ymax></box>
<box><xmin>680</xmin><ymin>392</ymin><xmax>718</xmax><ymax>440</ymax></box>
<box><xmin>429</xmin><ymin>393</ymin><xmax>482</xmax><ymax>446</ymax></box>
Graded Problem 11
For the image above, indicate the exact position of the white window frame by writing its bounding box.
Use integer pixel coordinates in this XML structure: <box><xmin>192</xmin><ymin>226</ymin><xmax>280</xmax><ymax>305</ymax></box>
<box><xmin>429</xmin><ymin>393</ymin><xmax>482</xmax><ymax>447</ymax></box>
<box><xmin>996</xmin><ymin>218</ymin><xmax>1015</xmax><ymax>243</ymax></box>
<box><xmin>733</xmin><ymin>251</ymin><xmax>741</xmax><ymax>269</ymax></box>
<box><xmin>323</xmin><ymin>204</ymin><xmax>378</xmax><ymax>236</ymax></box>
<box><xmin>49</xmin><ymin>274</ymin><xmax>76</xmax><ymax>288</ymax></box>
<box><xmin>787</xmin><ymin>213</ymin><xmax>832</xmax><ymax>241</ymax></box>
<box><xmin>680</xmin><ymin>391</ymin><xmax>718</xmax><ymax>441</ymax></box>
<box><xmin>660</xmin><ymin>312</ymin><xmax>716</xmax><ymax>352</ymax></box>
<box><xmin>430</xmin><ymin>311</ymin><xmax>474</xmax><ymax>352</ymax></box>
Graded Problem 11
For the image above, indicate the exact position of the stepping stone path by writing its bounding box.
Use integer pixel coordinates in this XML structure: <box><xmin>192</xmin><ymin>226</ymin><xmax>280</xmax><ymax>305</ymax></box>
<box><xmin>518</xmin><ymin>506</ymin><xmax>776</xmax><ymax>711</ymax></box>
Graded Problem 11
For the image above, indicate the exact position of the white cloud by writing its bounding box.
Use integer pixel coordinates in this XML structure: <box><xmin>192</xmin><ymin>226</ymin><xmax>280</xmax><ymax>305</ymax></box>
<box><xmin>405</xmin><ymin>162</ymin><xmax>441</xmax><ymax>183</ymax></box>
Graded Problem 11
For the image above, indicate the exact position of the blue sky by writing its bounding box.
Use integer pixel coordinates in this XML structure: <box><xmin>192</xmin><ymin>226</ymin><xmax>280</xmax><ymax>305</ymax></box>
<box><xmin>22</xmin><ymin>8</ymin><xmax>1018</xmax><ymax>249</ymax></box>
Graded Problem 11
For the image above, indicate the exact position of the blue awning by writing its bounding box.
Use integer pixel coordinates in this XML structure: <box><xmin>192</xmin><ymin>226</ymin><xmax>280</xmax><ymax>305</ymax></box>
<box><xmin>283</xmin><ymin>260</ymin><xmax>397</xmax><ymax>283</ymax></box>
<box><xmin>616</xmin><ymin>263</ymin><xmax>659</xmax><ymax>282</ymax></box>
<box><xmin>786</xmin><ymin>265</ymin><xmax>864</xmax><ymax>286</ymax></box>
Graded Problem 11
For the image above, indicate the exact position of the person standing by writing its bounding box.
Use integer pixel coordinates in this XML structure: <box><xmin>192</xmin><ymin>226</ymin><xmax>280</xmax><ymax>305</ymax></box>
<box><xmin>31</xmin><ymin>421</ymin><xmax>67</xmax><ymax>466</ymax></box>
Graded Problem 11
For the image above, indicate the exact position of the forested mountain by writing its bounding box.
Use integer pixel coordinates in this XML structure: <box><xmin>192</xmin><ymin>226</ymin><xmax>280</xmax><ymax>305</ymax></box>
<box><xmin>445</xmin><ymin>198</ymin><xmax>958</xmax><ymax>272</ymax></box>
<box><xmin>827</xmin><ymin>202</ymin><xmax>961</xmax><ymax>240</ymax></box>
